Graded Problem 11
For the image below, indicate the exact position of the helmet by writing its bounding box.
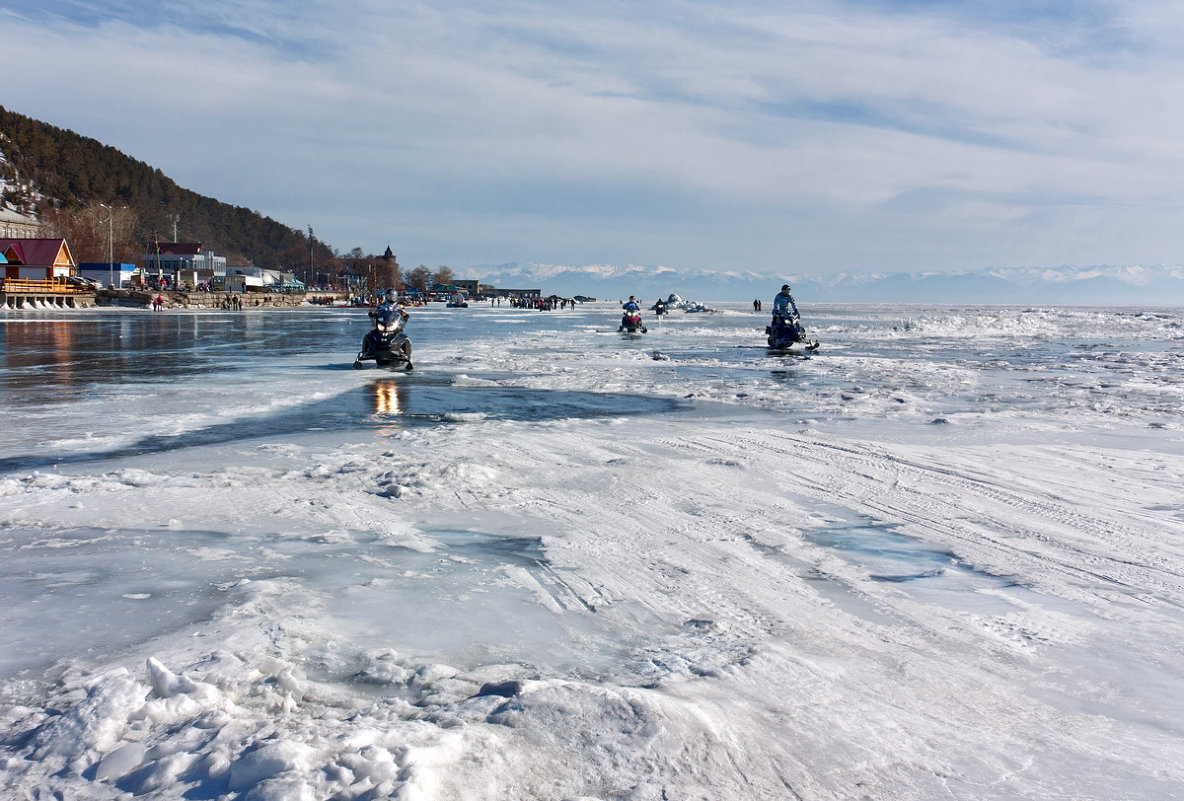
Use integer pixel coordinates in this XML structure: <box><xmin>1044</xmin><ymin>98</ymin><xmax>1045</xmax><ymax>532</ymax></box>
<box><xmin>781</xmin><ymin>284</ymin><xmax>790</xmax><ymax>292</ymax></box>
<box><xmin>629</xmin><ymin>295</ymin><xmax>636</xmax><ymax>300</ymax></box>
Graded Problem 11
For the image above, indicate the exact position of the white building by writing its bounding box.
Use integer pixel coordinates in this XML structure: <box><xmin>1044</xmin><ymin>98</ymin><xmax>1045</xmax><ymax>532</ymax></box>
<box><xmin>141</xmin><ymin>242</ymin><xmax>227</xmax><ymax>286</ymax></box>
<box><xmin>0</xmin><ymin>207</ymin><xmax>40</xmax><ymax>239</ymax></box>
<box><xmin>225</xmin><ymin>266</ymin><xmax>304</xmax><ymax>292</ymax></box>
<box><xmin>78</xmin><ymin>262</ymin><xmax>137</xmax><ymax>289</ymax></box>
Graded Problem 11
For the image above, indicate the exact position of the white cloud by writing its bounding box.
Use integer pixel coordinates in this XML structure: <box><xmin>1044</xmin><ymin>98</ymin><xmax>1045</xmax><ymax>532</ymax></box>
<box><xmin>4</xmin><ymin>0</ymin><xmax>1184</xmax><ymax>273</ymax></box>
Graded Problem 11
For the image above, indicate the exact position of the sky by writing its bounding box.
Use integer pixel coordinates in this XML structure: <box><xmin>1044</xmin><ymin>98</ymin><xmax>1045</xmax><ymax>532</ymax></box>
<box><xmin>3</xmin><ymin>0</ymin><xmax>1184</xmax><ymax>279</ymax></box>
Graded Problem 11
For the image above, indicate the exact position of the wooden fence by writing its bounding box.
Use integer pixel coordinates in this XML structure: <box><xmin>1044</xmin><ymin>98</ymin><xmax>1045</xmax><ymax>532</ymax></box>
<box><xmin>1</xmin><ymin>277</ymin><xmax>91</xmax><ymax>294</ymax></box>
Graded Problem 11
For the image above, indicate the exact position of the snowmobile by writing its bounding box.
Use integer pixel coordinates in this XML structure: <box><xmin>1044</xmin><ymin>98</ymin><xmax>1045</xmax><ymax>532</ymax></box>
<box><xmin>620</xmin><ymin>309</ymin><xmax>648</xmax><ymax>334</ymax></box>
<box><xmin>653</xmin><ymin>299</ymin><xmax>668</xmax><ymax>318</ymax></box>
<box><xmin>766</xmin><ymin>314</ymin><xmax>819</xmax><ymax>352</ymax></box>
<box><xmin>355</xmin><ymin>304</ymin><xmax>414</xmax><ymax>369</ymax></box>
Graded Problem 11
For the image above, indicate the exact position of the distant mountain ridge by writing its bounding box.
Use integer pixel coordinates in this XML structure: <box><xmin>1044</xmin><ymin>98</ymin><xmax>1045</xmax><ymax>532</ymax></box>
<box><xmin>474</xmin><ymin>261</ymin><xmax>1184</xmax><ymax>305</ymax></box>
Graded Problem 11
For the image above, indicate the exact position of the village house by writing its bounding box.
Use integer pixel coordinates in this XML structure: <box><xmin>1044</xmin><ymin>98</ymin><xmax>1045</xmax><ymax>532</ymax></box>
<box><xmin>0</xmin><ymin>237</ymin><xmax>77</xmax><ymax>281</ymax></box>
<box><xmin>0</xmin><ymin>237</ymin><xmax>94</xmax><ymax>309</ymax></box>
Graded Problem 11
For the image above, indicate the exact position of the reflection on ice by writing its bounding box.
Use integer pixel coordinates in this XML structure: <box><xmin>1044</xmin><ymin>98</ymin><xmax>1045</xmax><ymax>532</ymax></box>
<box><xmin>372</xmin><ymin>379</ymin><xmax>403</xmax><ymax>416</ymax></box>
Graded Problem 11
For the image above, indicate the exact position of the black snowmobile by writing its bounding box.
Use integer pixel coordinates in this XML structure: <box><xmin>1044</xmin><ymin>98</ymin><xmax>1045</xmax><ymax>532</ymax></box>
<box><xmin>766</xmin><ymin>314</ymin><xmax>819</xmax><ymax>352</ymax></box>
<box><xmin>355</xmin><ymin>303</ymin><xmax>414</xmax><ymax>369</ymax></box>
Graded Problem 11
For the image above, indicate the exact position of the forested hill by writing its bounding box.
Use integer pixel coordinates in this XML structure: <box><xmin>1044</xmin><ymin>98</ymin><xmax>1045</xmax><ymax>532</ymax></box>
<box><xmin>0</xmin><ymin>106</ymin><xmax>325</xmax><ymax>270</ymax></box>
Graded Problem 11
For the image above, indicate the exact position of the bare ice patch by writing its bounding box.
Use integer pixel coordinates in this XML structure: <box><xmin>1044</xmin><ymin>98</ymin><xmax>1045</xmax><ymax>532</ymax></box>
<box><xmin>0</xmin><ymin>378</ymin><xmax>686</xmax><ymax>474</ymax></box>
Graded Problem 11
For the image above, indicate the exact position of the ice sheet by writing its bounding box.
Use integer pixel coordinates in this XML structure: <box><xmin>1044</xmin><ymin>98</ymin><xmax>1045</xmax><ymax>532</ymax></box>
<box><xmin>2</xmin><ymin>302</ymin><xmax>1182</xmax><ymax>799</ymax></box>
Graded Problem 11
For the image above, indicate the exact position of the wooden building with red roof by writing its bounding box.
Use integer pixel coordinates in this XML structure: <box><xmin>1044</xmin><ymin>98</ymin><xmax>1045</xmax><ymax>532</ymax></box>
<box><xmin>1</xmin><ymin>237</ymin><xmax>93</xmax><ymax>309</ymax></box>
<box><xmin>1</xmin><ymin>237</ymin><xmax>77</xmax><ymax>281</ymax></box>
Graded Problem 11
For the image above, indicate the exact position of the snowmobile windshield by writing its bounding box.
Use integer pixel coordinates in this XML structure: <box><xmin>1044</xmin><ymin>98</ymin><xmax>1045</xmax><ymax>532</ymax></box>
<box><xmin>375</xmin><ymin>307</ymin><xmax>403</xmax><ymax>329</ymax></box>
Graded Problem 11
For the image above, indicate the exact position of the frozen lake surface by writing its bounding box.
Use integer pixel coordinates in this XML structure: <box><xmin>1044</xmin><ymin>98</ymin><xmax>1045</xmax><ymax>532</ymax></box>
<box><xmin>2</xmin><ymin>300</ymin><xmax>1183</xmax><ymax>800</ymax></box>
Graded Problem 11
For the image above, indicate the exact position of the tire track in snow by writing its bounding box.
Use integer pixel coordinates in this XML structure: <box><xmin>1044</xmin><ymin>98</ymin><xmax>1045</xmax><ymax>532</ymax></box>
<box><xmin>710</xmin><ymin>428</ymin><xmax>1184</xmax><ymax>612</ymax></box>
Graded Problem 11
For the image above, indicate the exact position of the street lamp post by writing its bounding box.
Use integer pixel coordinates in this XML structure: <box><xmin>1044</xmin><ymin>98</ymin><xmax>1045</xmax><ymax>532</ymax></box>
<box><xmin>99</xmin><ymin>203</ymin><xmax>114</xmax><ymax>288</ymax></box>
<box><xmin>307</xmin><ymin>225</ymin><xmax>315</xmax><ymax>287</ymax></box>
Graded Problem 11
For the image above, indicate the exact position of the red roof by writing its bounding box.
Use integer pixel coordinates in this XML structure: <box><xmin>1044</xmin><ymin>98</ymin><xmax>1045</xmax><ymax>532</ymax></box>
<box><xmin>0</xmin><ymin>238</ymin><xmax>72</xmax><ymax>267</ymax></box>
<box><xmin>155</xmin><ymin>242</ymin><xmax>202</xmax><ymax>256</ymax></box>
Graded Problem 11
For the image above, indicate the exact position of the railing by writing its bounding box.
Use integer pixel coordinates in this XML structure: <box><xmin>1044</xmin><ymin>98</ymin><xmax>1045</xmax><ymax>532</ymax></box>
<box><xmin>0</xmin><ymin>277</ymin><xmax>91</xmax><ymax>294</ymax></box>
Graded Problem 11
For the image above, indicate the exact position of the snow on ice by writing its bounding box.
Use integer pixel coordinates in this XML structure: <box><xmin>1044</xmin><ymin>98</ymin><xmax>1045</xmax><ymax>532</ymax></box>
<box><xmin>1</xmin><ymin>301</ymin><xmax>1183</xmax><ymax>800</ymax></box>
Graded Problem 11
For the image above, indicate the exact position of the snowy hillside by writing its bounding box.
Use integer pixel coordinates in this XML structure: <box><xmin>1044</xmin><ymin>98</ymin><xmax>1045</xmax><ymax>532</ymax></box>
<box><xmin>0</xmin><ymin>146</ymin><xmax>40</xmax><ymax>223</ymax></box>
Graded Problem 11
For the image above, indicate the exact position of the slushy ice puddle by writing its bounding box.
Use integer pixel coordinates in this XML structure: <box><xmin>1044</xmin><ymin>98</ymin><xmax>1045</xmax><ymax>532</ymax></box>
<box><xmin>793</xmin><ymin>508</ymin><xmax>1055</xmax><ymax>621</ymax></box>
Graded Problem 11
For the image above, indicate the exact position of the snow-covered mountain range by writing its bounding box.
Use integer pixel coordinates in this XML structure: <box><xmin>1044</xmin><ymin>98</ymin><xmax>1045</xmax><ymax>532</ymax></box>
<box><xmin>472</xmin><ymin>261</ymin><xmax>1184</xmax><ymax>305</ymax></box>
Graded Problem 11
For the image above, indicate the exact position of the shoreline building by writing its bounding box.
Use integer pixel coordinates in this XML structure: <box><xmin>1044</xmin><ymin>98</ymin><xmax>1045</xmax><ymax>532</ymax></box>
<box><xmin>225</xmin><ymin>265</ymin><xmax>305</xmax><ymax>293</ymax></box>
<box><xmin>0</xmin><ymin>208</ymin><xmax>41</xmax><ymax>239</ymax></box>
<box><xmin>1</xmin><ymin>237</ymin><xmax>94</xmax><ymax>309</ymax></box>
<box><xmin>142</xmin><ymin>242</ymin><xmax>227</xmax><ymax>287</ymax></box>
<box><xmin>1</xmin><ymin>237</ymin><xmax>77</xmax><ymax>281</ymax></box>
<box><xmin>78</xmin><ymin>262</ymin><xmax>137</xmax><ymax>289</ymax></box>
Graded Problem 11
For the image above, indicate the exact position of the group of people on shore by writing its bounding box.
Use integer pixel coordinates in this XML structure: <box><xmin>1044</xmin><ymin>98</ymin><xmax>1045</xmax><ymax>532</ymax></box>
<box><xmin>148</xmin><ymin>292</ymin><xmax>245</xmax><ymax>311</ymax></box>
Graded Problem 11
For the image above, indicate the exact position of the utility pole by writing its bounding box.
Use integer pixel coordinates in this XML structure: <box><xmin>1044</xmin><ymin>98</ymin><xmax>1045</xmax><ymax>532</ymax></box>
<box><xmin>99</xmin><ymin>203</ymin><xmax>114</xmax><ymax>288</ymax></box>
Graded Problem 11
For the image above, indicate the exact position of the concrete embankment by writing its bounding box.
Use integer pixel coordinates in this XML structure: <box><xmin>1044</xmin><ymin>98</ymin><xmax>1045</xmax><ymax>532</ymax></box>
<box><xmin>97</xmin><ymin>290</ymin><xmax>313</xmax><ymax>309</ymax></box>
<box><xmin>5</xmin><ymin>289</ymin><xmax>350</xmax><ymax>311</ymax></box>
<box><xmin>2</xmin><ymin>290</ymin><xmax>97</xmax><ymax>310</ymax></box>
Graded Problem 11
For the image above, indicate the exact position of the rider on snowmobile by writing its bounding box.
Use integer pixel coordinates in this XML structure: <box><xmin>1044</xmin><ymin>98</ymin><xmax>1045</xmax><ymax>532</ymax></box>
<box><xmin>375</xmin><ymin>289</ymin><xmax>408</xmax><ymax>330</ymax></box>
<box><xmin>620</xmin><ymin>295</ymin><xmax>647</xmax><ymax>333</ymax></box>
<box><xmin>772</xmin><ymin>284</ymin><xmax>799</xmax><ymax>321</ymax></box>
<box><xmin>356</xmin><ymin>289</ymin><xmax>414</xmax><ymax>370</ymax></box>
<box><xmin>764</xmin><ymin>283</ymin><xmax>818</xmax><ymax>350</ymax></box>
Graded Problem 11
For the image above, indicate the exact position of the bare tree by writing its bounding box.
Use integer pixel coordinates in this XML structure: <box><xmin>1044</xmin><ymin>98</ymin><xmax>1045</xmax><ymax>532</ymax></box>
<box><xmin>432</xmin><ymin>265</ymin><xmax>454</xmax><ymax>286</ymax></box>
<box><xmin>407</xmin><ymin>265</ymin><xmax>433</xmax><ymax>292</ymax></box>
<box><xmin>40</xmin><ymin>200</ymin><xmax>139</xmax><ymax>265</ymax></box>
